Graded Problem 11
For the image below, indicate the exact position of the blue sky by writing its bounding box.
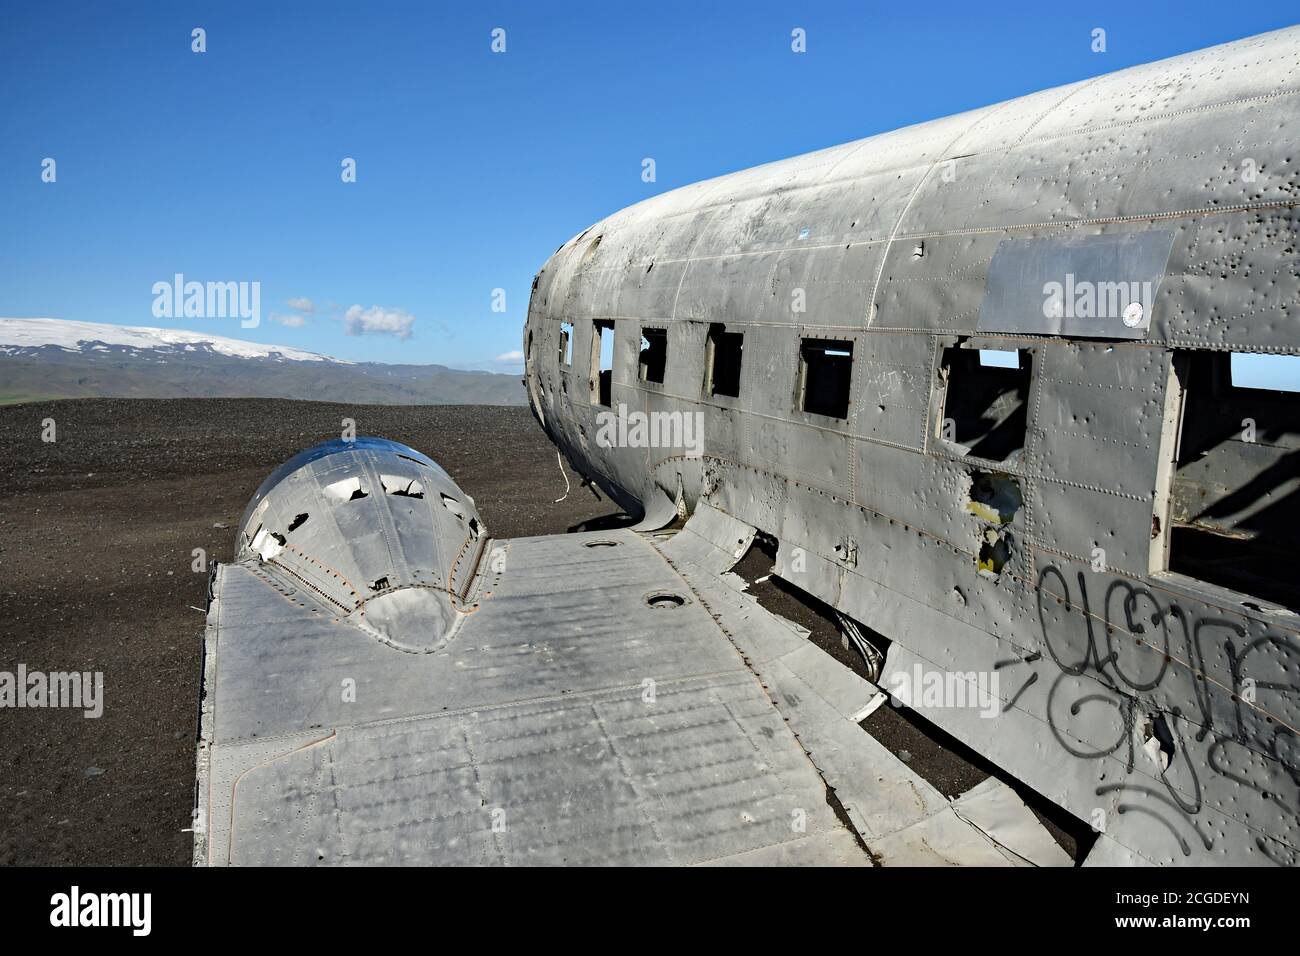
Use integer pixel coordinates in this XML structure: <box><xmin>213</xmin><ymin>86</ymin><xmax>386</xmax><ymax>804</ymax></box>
<box><xmin>2</xmin><ymin>2</ymin><xmax>1297</xmax><ymax>373</ymax></box>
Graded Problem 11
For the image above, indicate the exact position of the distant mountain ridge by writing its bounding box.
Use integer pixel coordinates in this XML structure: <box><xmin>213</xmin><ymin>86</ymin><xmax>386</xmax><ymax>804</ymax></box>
<box><xmin>0</xmin><ymin>318</ymin><xmax>525</xmax><ymax>406</ymax></box>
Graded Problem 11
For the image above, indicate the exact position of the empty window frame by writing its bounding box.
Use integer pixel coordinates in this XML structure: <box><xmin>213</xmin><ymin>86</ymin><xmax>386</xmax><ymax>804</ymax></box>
<box><xmin>559</xmin><ymin>322</ymin><xmax>573</xmax><ymax>366</ymax></box>
<box><xmin>706</xmin><ymin>324</ymin><xmax>743</xmax><ymax>398</ymax></box>
<box><xmin>590</xmin><ymin>319</ymin><xmax>614</xmax><ymax>406</ymax></box>
<box><xmin>798</xmin><ymin>338</ymin><xmax>854</xmax><ymax>419</ymax></box>
<box><xmin>1164</xmin><ymin>351</ymin><xmax>1300</xmax><ymax>610</ymax></box>
<box><xmin>938</xmin><ymin>345</ymin><xmax>1032</xmax><ymax>462</ymax></box>
<box><xmin>639</xmin><ymin>327</ymin><xmax>667</xmax><ymax>384</ymax></box>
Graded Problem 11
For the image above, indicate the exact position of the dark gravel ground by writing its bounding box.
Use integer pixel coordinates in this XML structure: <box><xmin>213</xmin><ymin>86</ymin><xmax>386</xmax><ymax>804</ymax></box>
<box><xmin>0</xmin><ymin>397</ymin><xmax>1087</xmax><ymax>865</ymax></box>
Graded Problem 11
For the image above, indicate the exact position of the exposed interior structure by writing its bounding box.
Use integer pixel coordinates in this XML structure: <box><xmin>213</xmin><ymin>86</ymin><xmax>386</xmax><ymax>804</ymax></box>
<box><xmin>639</xmin><ymin>326</ymin><xmax>667</xmax><ymax>384</ymax></box>
<box><xmin>590</xmin><ymin>319</ymin><xmax>614</xmax><ymax>406</ymax></box>
<box><xmin>939</xmin><ymin>345</ymin><xmax>1031</xmax><ymax>462</ymax></box>
<box><xmin>799</xmin><ymin>338</ymin><xmax>854</xmax><ymax>419</ymax></box>
<box><xmin>559</xmin><ymin>321</ymin><xmax>573</xmax><ymax>366</ymax></box>
<box><xmin>1167</xmin><ymin>350</ymin><xmax>1300</xmax><ymax>610</ymax></box>
<box><xmin>706</xmin><ymin>323</ymin><xmax>743</xmax><ymax>397</ymax></box>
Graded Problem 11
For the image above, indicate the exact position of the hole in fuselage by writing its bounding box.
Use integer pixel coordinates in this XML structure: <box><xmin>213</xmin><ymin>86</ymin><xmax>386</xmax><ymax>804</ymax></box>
<box><xmin>382</xmin><ymin>475</ymin><xmax>425</xmax><ymax>498</ymax></box>
<box><xmin>323</xmin><ymin>476</ymin><xmax>368</xmax><ymax>502</ymax></box>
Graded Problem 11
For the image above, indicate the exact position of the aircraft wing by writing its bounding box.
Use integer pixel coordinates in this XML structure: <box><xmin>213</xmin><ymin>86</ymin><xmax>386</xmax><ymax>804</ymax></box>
<box><xmin>193</xmin><ymin>439</ymin><xmax>1066</xmax><ymax>866</ymax></box>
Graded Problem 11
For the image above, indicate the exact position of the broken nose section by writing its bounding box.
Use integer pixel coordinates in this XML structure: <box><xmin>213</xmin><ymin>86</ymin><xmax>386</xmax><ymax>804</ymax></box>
<box><xmin>236</xmin><ymin>437</ymin><xmax>487</xmax><ymax>654</ymax></box>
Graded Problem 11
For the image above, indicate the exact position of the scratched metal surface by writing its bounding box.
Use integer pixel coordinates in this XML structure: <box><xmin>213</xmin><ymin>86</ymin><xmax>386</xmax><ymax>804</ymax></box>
<box><xmin>522</xmin><ymin>28</ymin><xmax>1300</xmax><ymax>865</ymax></box>
<box><xmin>194</xmin><ymin>445</ymin><xmax>870</xmax><ymax>864</ymax></box>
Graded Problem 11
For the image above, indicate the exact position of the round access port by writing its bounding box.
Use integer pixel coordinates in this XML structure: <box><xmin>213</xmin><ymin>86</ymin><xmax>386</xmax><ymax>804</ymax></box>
<box><xmin>644</xmin><ymin>591</ymin><xmax>687</xmax><ymax>610</ymax></box>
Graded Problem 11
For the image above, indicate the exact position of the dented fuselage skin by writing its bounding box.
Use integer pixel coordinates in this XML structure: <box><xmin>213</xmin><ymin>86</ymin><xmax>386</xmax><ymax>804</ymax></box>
<box><xmin>522</xmin><ymin>27</ymin><xmax>1300</xmax><ymax>865</ymax></box>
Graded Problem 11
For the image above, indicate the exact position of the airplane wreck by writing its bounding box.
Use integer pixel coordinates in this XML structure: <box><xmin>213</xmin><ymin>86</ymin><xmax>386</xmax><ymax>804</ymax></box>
<box><xmin>196</xmin><ymin>26</ymin><xmax>1300</xmax><ymax>866</ymax></box>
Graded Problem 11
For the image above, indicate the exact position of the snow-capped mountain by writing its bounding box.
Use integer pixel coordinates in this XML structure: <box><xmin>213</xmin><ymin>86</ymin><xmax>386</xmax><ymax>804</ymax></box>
<box><xmin>0</xmin><ymin>318</ymin><xmax>344</xmax><ymax>363</ymax></box>
<box><xmin>0</xmin><ymin>318</ymin><xmax>524</xmax><ymax>406</ymax></box>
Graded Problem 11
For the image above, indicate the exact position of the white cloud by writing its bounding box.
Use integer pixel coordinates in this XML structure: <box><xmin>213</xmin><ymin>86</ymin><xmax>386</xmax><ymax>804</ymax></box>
<box><xmin>286</xmin><ymin>297</ymin><xmax>315</xmax><ymax>313</ymax></box>
<box><xmin>495</xmin><ymin>350</ymin><xmax>524</xmax><ymax>362</ymax></box>
<box><xmin>270</xmin><ymin>312</ymin><xmax>308</xmax><ymax>328</ymax></box>
<box><xmin>344</xmin><ymin>304</ymin><xmax>415</xmax><ymax>340</ymax></box>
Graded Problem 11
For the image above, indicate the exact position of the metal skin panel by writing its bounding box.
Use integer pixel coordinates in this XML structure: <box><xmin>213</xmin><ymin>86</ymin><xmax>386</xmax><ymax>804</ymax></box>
<box><xmin>855</xmin><ymin>330</ymin><xmax>933</xmax><ymax>448</ymax></box>
<box><xmin>1027</xmin><ymin>482</ymin><xmax>1155</xmax><ymax>577</ymax></box>
<box><xmin>1159</xmin><ymin>208</ymin><xmax>1300</xmax><ymax>351</ymax></box>
<box><xmin>979</xmin><ymin>231</ymin><xmax>1177</xmax><ymax>338</ymax></box>
<box><xmin>852</xmin><ymin>443</ymin><xmax>972</xmax><ymax>541</ymax></box>
<box><xmin>207</xmin><ymin>678</ymin><xmax>868</xmax><ymax>866</ymax></box>
<box><xmin>523</xmin><ymin>27</ymin><xmax>1300</xmax><ymax>866</ymax></box>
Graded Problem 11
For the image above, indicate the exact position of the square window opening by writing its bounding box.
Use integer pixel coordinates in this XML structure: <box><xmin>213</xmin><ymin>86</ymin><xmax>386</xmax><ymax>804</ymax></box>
<box><xmin>799</xmin><ymin>338</ymin><xmax>854</xmax><ymax>419</ymax></box>
<box><xmin>1166</xmin><ymin>351</ymin><xmax>1300</xmax><ymax>611</ymax></box>
<box><xmin>939</xmin><ymin>345</ymin><xmax>1031</xmax><ymax>463</ymax></box>
<box><xmin>590</xmin><ymin>320</ymin><xmax>614</xmax><ymax>406</ymax></box>
<box><xmin>707</xmin><ymin>324</ymin><xmax>743</xmax><ymax>398</ymax></box>
<box><xmin>639</xmin><ymin>327</ymin><xmax>667</xmax><ymax>384</ymax></box>
<box><xmin>559</xmin><ymin>322</ymin><xmax>573</xmax><ymax>366</ymax></box>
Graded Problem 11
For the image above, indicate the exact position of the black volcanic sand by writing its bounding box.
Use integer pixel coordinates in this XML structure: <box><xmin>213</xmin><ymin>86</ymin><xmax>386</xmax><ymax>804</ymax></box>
<box><xmin>0</xmin><ymin>398</ymin><xmax>1084</xmax><ymax>865</ymax></box>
